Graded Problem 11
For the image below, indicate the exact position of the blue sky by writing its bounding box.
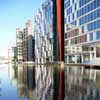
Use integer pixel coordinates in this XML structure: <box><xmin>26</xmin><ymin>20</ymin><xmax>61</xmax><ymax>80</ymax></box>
<box><xmin>0</xmin><ymin>0</ymin><xmax>44</xmax><ymax>56</ymax></box>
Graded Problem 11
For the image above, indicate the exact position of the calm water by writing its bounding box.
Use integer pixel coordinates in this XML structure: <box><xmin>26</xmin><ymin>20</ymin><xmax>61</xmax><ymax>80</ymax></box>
<box><xmin>0</xmin><ymin>64</ymin><xmax>100</xmax><ymax>100</ymax></box>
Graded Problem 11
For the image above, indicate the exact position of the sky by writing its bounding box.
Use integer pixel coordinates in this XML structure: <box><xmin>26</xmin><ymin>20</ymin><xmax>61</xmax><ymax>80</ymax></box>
<box><xmin>0</xmin><ymin>0</ymin><xmax>44</xmax><ymax>57</ymax></box>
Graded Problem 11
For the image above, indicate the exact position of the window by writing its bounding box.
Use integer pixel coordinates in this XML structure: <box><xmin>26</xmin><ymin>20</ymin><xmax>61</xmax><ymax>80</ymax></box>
<box><xmin>68</xmin><ymin>16</ymin><xmax>70</xmax><ymax>22</ymax></box>
<box><xmin>72</xmin><ymin>0</ymin><xmax>74</xmax><ymax>3</ymax></box>
<box><xmin>67</xmin><ymin>7</ymin><xmax>72</xmax><ymax>15</ymax></box>
<box><xmin>81</xmin><ymin>26</ymin><xmax>84</xmax><ymax>33</ymax></box>
<box><xmin>75</xmin><ymin>3</ymin><xmax>77</xmax><ymax>10</ymax></box>
<box><xmin>64</xmin><ymin>18</ymin><xmax>67</xmax><ymax>23</ymax></box>
<box><xmin>72</xmin><ymin>13</ymin><xmax>74</xmax><ymax>20</ymax></box>
<box><xmin>71</xmin><ymin>20</ymin><xmax>77</xmax><ymax>25</ymax></box>
<box><xmin>87</xmin><ymin>20</ymin><xmax>100</xmax><ymax>31</ymax></box>
<box><xmin>96</xmin><ymin>31</ymin><xmax>100</xmax><ymax>40</ymax></box>
<box><xmin>64</xmin><ymin>0</ymin><xmax>70</xmax><ymax>9</ymax></box>
<box><xmin>89</xmin><ymin>32</ymin><xmax>93</xmax><ymax>41</ymax></box>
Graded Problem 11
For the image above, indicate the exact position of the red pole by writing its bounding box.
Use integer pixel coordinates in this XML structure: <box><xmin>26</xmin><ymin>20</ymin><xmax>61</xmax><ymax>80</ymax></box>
<box><xmin>56</xmin><ymin>0</ymin><xmax>64</xmax><ymax>100</ymax></box>
<box><xmin>56</xmin><ymin>0</ymin><xmax>64</xmax><ymax>62</ymax></box>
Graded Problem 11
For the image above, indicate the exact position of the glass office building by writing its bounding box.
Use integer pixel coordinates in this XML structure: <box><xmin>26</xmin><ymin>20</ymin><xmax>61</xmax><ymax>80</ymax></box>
<box><xmin>64</xmin><ymin>0</ymin><xmax>100</xmax><ymax>64</ymax></box>
<box><xmin>34</xmin><ymin>0</ymin><xmax>54</xmax><ymax>63</ymax></box>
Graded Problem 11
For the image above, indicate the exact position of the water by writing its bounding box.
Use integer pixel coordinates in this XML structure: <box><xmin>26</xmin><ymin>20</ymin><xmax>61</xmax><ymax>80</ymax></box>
<box><xmin>0</xmin><ymin>64</ymin><xmax>100</xmax><ymax>100</ymax></box>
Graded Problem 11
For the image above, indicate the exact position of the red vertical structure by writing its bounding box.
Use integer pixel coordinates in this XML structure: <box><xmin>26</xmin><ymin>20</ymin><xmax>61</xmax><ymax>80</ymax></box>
<box><xmin>56</xmin><ymin>0</ymin><xmax>64</xmax><ymax>62</ymax></box>
<box><xmin>56</xmin><ymin>0</ymin><xmax>64</xmax><ymax>100</ymax></box>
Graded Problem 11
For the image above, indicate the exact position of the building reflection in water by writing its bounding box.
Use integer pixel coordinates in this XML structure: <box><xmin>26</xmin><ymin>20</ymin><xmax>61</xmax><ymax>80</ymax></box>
<box><xmin>35</xmin><ymin>65</ymin><xmax>53</xmax><ymax>100</ymax></box>
<box><xmin>64</xmin><ymin>67</ymin><xmax>100</xmax><ymax>100</ymax></box>
<box><xmin>17</xmin><ymin>64</ymin><xmax>35</xmax><ymax>100</ymax></box>
<box><xmin>9</xmin><ymin>64</ymin><xmax>100</xmax><ymax>100</ymax></box>
<box><xmin>8</xmin><ymin>63</ymin><xmax>17</xmax><ymax>87</ymax></box>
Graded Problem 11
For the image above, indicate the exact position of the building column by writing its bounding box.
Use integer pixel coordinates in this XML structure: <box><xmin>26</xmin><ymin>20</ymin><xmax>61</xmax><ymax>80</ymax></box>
<box><xmin>67</xmin><ymin>56</ymin><xmax>69</xmax><ymax>64</ymax></box>
<box><xmin>94</xmin><ymin>46</ymin><xmax>96</xmax><ymax>64</ymax></box>
<box><xmin>90</xmin><ymin>51</ymin><xmax>92</xmax><ymax>63</ymax></box>
<box><xmin>81</xmin><ymin>54</ymin><xmax>84</xmax><ymax>63</ymax></box>
<box><xmin>75</xmin><ymin>55</ymin><xmax>77</xmax><ymax>64</ymax></box>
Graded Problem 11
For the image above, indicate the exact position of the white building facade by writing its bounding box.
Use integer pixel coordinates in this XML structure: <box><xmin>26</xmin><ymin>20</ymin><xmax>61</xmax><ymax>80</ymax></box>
<box><xmin>64</xmin><ymin>0</ymin><xmax>100</xmax><ymax>64</ymax></box>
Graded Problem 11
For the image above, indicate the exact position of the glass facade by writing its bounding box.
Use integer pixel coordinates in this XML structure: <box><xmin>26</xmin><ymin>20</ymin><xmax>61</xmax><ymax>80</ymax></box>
<box><xmin>87</xmin><ymin>20</ymin><xmax>100</xmax><ymax>31</ymax></box>
<box><xmin>67</xmin><ymin>6</ymin><xmax>72</xmax><ymax>15</ymax></box>
<box><xmin>89</xmin><ymin>32</ymin><xmax>93</xmax><ymax>41</ymax></box>
<box><xmin>64</xmin><ymin>0</ymin><xmax>70</xmax><ymax>9</ymax></box>
<box><xmin>96</xmin><ymin>31</ymin><xmax>100</xmax><ymax>40</ymax></box>
<box><xmin>34</xmin><ymin>0</ymin><xmax>55</xmax><ymax>63</ymax></box>
<box><xmin>77</xmin><ymin>0</ymin><xmax>100</xmax><ymax>17</ymax></box>
<box><xmin>79</xmin><ymin>9</ymin><xmax>100</xmax><ymax>25</ymax></box>
<box><xmin>64</xmin><ymin>0</ymin><xmax>100</xmax><ymax>35</ymax></box>
<box><xmin>79</xmin><ymin>0</ymin><xmax>92</xmax><ymax>7</ymax></box>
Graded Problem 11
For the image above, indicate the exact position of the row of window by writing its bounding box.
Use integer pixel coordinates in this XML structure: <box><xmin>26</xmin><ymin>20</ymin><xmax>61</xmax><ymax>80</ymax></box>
<box><xmin>89</xmin><ymin>31</ymin><xmax>100</xmax><ymax>41</ymax></box>
<box><xmin>65</xmin><ymin>4</ymin><xmax>77</xmax><ymax>16</ymax></box>
<box><xmin>77</xmin><ymin>0</ymin><xmax>100</xmax><ymax>17</ymax></box>
<box><xmin>79</xmin><ymin>9</ymin><xmax>100</xmax><ymax>25</ymax></box>
<box><xmin>79</xmin><ymin>0</ymin><xmax>92</xmax><ymax>7</ymax></box>
<box><xmin>65</xmin><ymin>18</ymin><xmax>77</xmax><ymax>26</ymax></box>
<box><xmin>88</xmin><ymin>20</ymin><xmax>100</xmax><ymax>31</ymax></box>
<box><xmin>65</xmin><ymin>28</ymin><xmax>79</xmax><ymax>39</ymax></box>
<box><xmin>44</xmin><ymin>2</ymin><xmax>52</xmax><ymax>23</ymax></box>
<box><xmin>71</xmin><ymin>34</ymin><xmax>87</xmax><ymax>45</ymax></box>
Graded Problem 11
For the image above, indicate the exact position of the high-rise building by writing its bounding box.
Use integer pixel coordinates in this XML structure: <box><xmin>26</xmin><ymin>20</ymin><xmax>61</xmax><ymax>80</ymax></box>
<box><xmin>23</xmin><ymin>20</ymin><xmax>34</xmax><ymax>61</ymax></box>
<box><xmin>16</xmin><ymin>20</ymin><xmax>35</xmax><ymax>63</ymax></box>
<box><xmin>16</xmin><ymin>28</ymin><xmax>23</xmax><ymax>63</ymax></box>
<box><xmin>34</xmin><ymin>0</ymin><xmax>54</xmax><ymax>64</ymax></box>
<box><xmin>64</xmin><ymin>0</ymin><xmax>100</xmax><ymax>64</ymax></box>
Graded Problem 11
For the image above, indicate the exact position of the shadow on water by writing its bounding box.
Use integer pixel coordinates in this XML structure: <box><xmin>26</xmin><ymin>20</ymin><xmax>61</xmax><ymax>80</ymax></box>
<box><xmin>1</xmin><ymin>63</ymin><xmax>100</xmax><ymax>100</ymax></box>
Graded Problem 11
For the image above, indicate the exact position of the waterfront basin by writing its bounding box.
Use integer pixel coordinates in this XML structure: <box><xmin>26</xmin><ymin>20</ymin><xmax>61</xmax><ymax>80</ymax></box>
<box><xmin>0</xmin><ymin>64</ymin><xmax>100</xmax><ymax>100</ymax></box>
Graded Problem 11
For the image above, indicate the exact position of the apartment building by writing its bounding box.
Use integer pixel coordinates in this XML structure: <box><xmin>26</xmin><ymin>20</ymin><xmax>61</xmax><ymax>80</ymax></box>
<box><xmin>16</xmin><ymin>20</ymin><xmax>35</xmax><ymax>63</ymax></box>
<box><xmin>64</xmin><ymin>0</ymin><xmax>100</xmax><ymax>64</ymax></box>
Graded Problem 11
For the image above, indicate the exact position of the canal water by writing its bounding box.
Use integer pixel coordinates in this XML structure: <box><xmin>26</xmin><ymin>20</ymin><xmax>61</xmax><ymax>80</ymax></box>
<box><xmin>0</xmin><ymin>64</ymin><xmax>100</xmax><ymax>100</ymax></box>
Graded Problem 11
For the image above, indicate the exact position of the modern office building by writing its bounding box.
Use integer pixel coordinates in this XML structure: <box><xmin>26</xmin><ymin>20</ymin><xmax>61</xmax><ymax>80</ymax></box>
<box><xmin>64</xmin><ymin>0</ymin><xmax>100</xmax><ymax>64</ymax></box>
<box><xmin>23</xmin><ymin>20</ymin><xmax>34</xmax><ymax>61</ymax></box>
<box><xmin>34</xmin><ymin>0</ymin><xmax>54</xmax><ymax>64</ymax></box>
<box><xmin>16</xmin><ymin>28</ymin><xmax>23</xmax><ymax>63</ymax></box>
<box><xmin>16</xmin><ymin>20</ymin><xmax>35</xmax><ymax>63</ymax></box>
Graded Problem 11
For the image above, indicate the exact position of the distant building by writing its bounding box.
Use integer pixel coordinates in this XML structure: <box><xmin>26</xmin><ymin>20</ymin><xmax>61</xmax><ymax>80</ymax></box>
<box><xmin>12</xmin><ymin>46</ymin><xmax>17</xmax><ymax>58</ymax></box>
<box><xmin>16</xmin><ymin>20</ymin><xmax>35</xmax><ymax>63</ymax></box>
<box><xmin>8</xmin><ymin>46</ymin><xmax>17</xmax><ymax>60</ymax></box>
<box><xmin>16</xmin><ymin>28</ymin><xmax>23</xmax><ymax>63</ymax></box>
<box><xmin>23</xmin><ymin>20</ymin><xmax>34</xmax><ymax>62</ymax></box>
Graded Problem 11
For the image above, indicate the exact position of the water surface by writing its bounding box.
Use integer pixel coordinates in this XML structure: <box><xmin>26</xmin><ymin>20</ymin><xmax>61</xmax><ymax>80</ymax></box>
<box><xmin>0</xmin><ymin>64</ymin><xmax>100</xmax><ymax>100</ymax></box>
